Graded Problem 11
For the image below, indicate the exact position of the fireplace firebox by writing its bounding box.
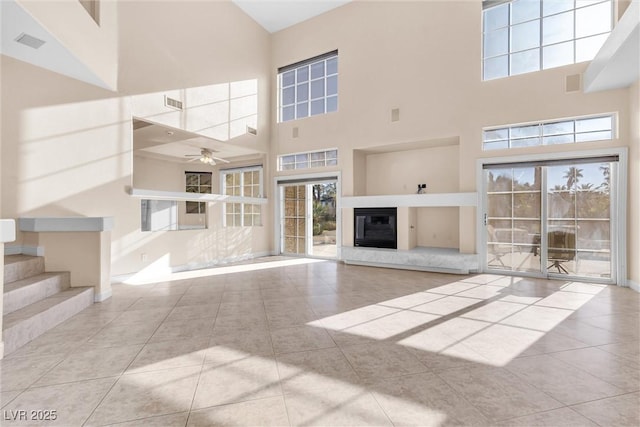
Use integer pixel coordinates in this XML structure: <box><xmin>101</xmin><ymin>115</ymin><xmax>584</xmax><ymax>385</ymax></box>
<box><xmin>354</xmin><ymin>207</ymin><xmax>397</xmax><ymax>249</ymax></box>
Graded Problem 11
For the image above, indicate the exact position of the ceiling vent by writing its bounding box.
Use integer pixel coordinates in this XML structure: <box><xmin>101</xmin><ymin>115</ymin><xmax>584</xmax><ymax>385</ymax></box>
<box><xmin>565</xmin><ymin>74</ymin><xmax>582</xmax><ymax>93</ymax></box>
<box><xmin>164</xmin><ymin>96</ymin><xmax>183</xmax><ymax>110</ymax></box>
<box><xmin>15</xmin><ymin>33</ymin><xmax>46</xmax><ymax>50</ymax></box>
<box><xmin>246</xmin><ymin>126</ymin><xmax>257</xmax><ymax>136</ymax></box>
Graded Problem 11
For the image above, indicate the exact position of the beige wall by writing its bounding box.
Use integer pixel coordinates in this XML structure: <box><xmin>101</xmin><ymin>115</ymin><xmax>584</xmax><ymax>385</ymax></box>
<box><xmin>17</xmin><ymin>0</ymin><xmax>118</xmax><ymax>89</ymax></box>
<box><xmin>270</xmin><ymin>0</ymin><xmax>635</xmax><ymax>280</ymax></box>
<box><xmin>1</xmin><ymin>1</ymin><xmax>272</xmax><ymax>278</ymax></box>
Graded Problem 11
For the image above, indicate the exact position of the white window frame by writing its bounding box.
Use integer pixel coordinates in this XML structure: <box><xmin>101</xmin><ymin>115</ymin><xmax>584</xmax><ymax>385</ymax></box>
<box><xmin>278</xmin><ymin>51</ymin><xmax>338</xmax><ymax>122</ymax></box>
<box><xmin>482</xmin><ymin>0</ymin><xmax>614</xmax><ymax>80</ymax></box>
<box><xmin>221</xmin><ymin>166</ymin><xmax>263</xmax><ymax>227</ymax></box>
<box><xmin>483</xmin><ymin>113</ymin><xmax>616</xmax><ymax>151</ymax></box>
<box><xmin>278</xmin><ymin>148</ymin><xmax>338</xmax><ymax>171</ymax></box>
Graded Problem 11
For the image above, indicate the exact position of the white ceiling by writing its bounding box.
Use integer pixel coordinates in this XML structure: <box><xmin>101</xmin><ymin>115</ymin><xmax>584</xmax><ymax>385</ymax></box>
<box><xmin>0</xmin><ymin>0</ymin><xmax>112</xmax><ymax>90</ymax></box>
<box><xmin>133</xmin><ymin>120</ymin><xmax>262</xmax><ymax>165</ymax></box>
<box><xmin>232</xmin><ymin>0</ymin><xmax>352</xmax><ymax>33</ymax></box>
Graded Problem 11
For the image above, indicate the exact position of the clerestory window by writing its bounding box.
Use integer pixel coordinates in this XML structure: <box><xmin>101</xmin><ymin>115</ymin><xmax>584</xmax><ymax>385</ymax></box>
<box><xmin>278</xmin><ymin>51</ymin><xmax>338</xmax><ymax>122</ymax></box>
<box><xmin>483</xmin><ymin>0</ymin><xmax>613</xmax><ymax>80</ymax></box>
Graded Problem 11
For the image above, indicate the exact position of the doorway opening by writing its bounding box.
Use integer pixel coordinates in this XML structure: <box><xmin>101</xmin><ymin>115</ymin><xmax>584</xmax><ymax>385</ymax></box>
<box><xmin>278</xmin><ymin>178</ymin><xmax>339</xmax><ymax>259</ymax></box>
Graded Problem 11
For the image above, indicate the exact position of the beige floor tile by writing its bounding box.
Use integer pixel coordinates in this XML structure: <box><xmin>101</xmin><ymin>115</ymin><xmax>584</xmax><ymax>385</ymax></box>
<box><xmin>459</xmin><ymin>323</ymin><xmax>546</xmax><ymax>366</ymax></box>
<box><xmin>87</xmin><ymin>366</ymin><xmax>201</xmax><ymax>425</ymax></box>
<box><xmin>437</xmin><ymin>366</ymin><xmax>563</xmax><ymax>421</ymax></box>
<box><xmin>1</xmin><ymin>390</ymin><xmax>21</xmax><ymax>409</ymax></box>
<box><xmin>34</xmin><ymin>344</ymin><xmax>143</xmax><ymax>387</ymax></box>
<box><xmin>500</xmin><ymin>305</ymin><xmax>573</xmax><ymax>332</ymax></box>
<box><xmin>340</xmin><ymin>342</ymin><xmax>428</xmax><ymax>381</ymax></box>
<box><xmin>192</xmin><ymin>356</ymin><xmax>281</xmax><ymax>408</ymax></box>
<box><xmin>506</xmin><ymin>354</ymin><xmax>623</xmax><ymax>405</ymax></box>
<box><xmin>283</xmin><ymin>382</ymin><xmax>392</xmax><ymax>426</ymax></box>
<box><xmin>311</xmin><ymin>304</ymin><xmax>399</xmax><ymax>331</ymax></box>
<box><xmin>0</xmin><ymin>355</ymin><xmax>63</xmax><ymax>391</ymax></box>
<box><xmin>461</xmin><ymin>300</ymin><xmax>527</xmax><ymax>323</ymax></box>
<box><xmin>110</xmin><ymin>308</ymin><xmax>172</xmax><ymax>325</ymax></box>
<box><xmin>425</xmin><ymin>281</ymin><xmax>480</xmax><ymax>296</ymax></box>
<box><xmin>413</xmin><ymin>295</ymin><xmax>483</xmax><ymax>316</ymax></box>
<box><xmin>126</xmin><ymin>296</ymin><xmax>181</xmax><ymax>311</ymax></box>
<box><xmin>206</xmin><ymin>331</ymin><xmax>273</xmax><ymax>366</ymax></box>
<box><xmin>398</xmin><ymin>317</ymin><xmax>491</xmax><ymax>354</ymax></box>
<box><xmin>149</xmin><ymin>317</ymin><xmax>214</xmax><ymax>343</ymax></box>
<box><xmin>553</xmin><ymin>318</ymin><xmax>634</xmax><ymax>346</ymax></box>
<box><xmin>3</xmin><ymin>377</ymin><xmax>116</xmax><ymax>426</ymax></box>
<box><xmin>535</xmin><ymin>291</ymin><xmax>598</xmax><ymax>311</ymax></box>
<box><xmin>101</xmin><ymin>412</ymin><xmax>189</xmax><ymax>426</ymax></box>
<box><xmin>518</xmin><ymin>331</ymin><xmax>590</xmax><ymax>357</ymax></box>
<box><xmin>270</xmin><ymin>325</ymin><xmax>335</xmax><ymax>354</ymax></box>
<box><xmin>86</xmin><ymin>322</ymin><xmax>159</xmax><ymax>348</ymax></box>
<box><xmin>571</xmin><ymin>392</ymin><xmax>640</xmax><ymax>427</ymax></box>
<box><xmin>276</xmin><ymin>347</ymin><xmax>360</xmax><ymax>394</ymax></box>
<box><xmin>266</xmin><ymin>307</ymin><xmax>318</xmax><ymax>330</ymax></box>
<box><xmin>551</xmin><ymin>347</ymin><xmax>640</xmax><ymax>392</ymax></box>
<box><xmin>126</xmin><ymin>337</ymin><xmax>209</xmax><ymax>374</ymax></box>
<box><xmin>166</xmin><ymin>303</ymin><xmax>219</xmax><ymax>321</ymax></box>
<box><xmin>598</xmin><ymin>340</ymin><xmax>640</xmax><ymax>362</ymax></box>
<box><xmin>187</xmin><ymin>396</ymin><xmax>289</xmax><ymax>426</ymax></box>
<box><xmin>371</xmin><ymin>372</ymin><xmax>489</xmax><ymax>426</ymax></box>
<box><xmin>494</xmin><ymin>407</ymin><xmax>598</xmax><ymax>426</ymax></box>
<box><xmin>376</xmin><ymin>291</ymin><xmax>446</xmax><ymax>309</ymax></box>
<box><xmin>6</xmin><ymin>330</ymin><xmax>89</xmax><ymax>359</ymax></box>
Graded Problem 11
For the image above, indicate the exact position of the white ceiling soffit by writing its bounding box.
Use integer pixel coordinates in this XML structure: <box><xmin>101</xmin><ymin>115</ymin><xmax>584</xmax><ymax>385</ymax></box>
<box><xmin>584</xmin><ymin>0</ymin><xmax>640</xmax><ymax>93</ymax></box>
<box><xmin>0</xmin><ymin>0</ymin><xmax>112</xmax><ymax>90</ymax></box>
<box><xmin>133</xmin><ymin>120</ymin><xmax>260</xmax><ymax>163</ymax></box>
<box><xmin>232</xmin><ymin>0</ymin><xmax>352</xmax><ymax>33</ymax></box>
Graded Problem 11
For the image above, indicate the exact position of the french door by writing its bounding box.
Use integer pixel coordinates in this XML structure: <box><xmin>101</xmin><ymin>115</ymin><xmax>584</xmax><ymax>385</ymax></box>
<box><xmin>484</xmin><ymin>157</ymin><xmax>618</xmax><ymax>283</ymax></box>
<box><xmin>279</xmin><ymin>181</ymin><xmax>338</xmax><ymax>258</ymax></box>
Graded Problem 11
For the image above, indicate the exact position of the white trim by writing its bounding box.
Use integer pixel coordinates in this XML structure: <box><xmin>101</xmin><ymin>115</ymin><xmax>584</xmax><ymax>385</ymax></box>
<box><xmin>341</xmin><ymin>193</ymin><xmax>478</xmax><ymax>208</ymax></box>
<box><xmin>0</xmin><ymin>341</ymin><xmax>4</xmax><ymax>360</ymax></box>
<box><xmin>0</xmin><ymin>219</ymin><xmax>16</xmax><ymax>243</ymax></box>
<box><xmin>110</xmin><ymin>251</ymin><xmax>274</xmax><ymax>284</ymax></box>
<box><xmin>130</xmin><ymin>188</ymin><xmax>267</xmax><ymax>204</ymax></box>
<box><xmin>4</xmin><ymin>245</ymin><xmax>45</xmax><ymax>256</ymax></box>
<box><xmin>274</xmin><ymin>170</ymin><xmax>342</xmax><ymax>258</ymax></box>
<box><xmin>476</xmin><ymin>146</ymin><xmax>628</xmax><ymax>286</ymax></box>
<box><xmin>628</xmin><ymin>279</ymin><xmax>640</xmax><ymax>293</ymax></box>
<box><xmin>19</xmin><ymin>217</ymin><xmax>114</xmax><ymax>232</ymax></box>
<box><xmin>94</xmin><ymin>289</ymin><xmax>112</xmax><ymax>302</ymax></box>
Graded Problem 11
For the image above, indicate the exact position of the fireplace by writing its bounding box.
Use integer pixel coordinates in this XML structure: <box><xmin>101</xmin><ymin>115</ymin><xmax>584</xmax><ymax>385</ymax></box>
<box><xmin>354</xmin><ymin>207</ymin><xmax>397</xmax><ymax>249</ymax></box>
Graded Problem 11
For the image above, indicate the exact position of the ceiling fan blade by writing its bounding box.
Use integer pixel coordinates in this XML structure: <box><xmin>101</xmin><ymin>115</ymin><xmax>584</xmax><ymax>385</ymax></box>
<box><xmin>212</xmin><ymin>156</ymin><xmax>230</xmax><ymax>164</ymax></box>
<box><xmin>186</xmin><ymin>157</ymin><xmax>201</xmax><ymax>163</ymax></box>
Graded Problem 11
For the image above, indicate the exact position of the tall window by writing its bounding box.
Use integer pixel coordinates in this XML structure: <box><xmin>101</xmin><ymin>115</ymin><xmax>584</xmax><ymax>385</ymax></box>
<box><xmin>222</xmin><ymin>166</ymin><xmax>263</xmax><ymax>226</ymax></box>
<box><xmin>185</xmin><ymin>171</ymin><xmax>212</xmax><ymax>214</ymax></box>
<box><xmin>483</xmin><ymin>114</ymin><xmax>615</xmax><ymax>150</ymax></box>
<box><xmin>278</xmin><ymin>51</ymin><xmax>338</xmax><ymax>122</ymax></box>
<box><xmin>483</xmin><ymin>0</ymin><xmax>613</xmax><ymax>80</ymax></box>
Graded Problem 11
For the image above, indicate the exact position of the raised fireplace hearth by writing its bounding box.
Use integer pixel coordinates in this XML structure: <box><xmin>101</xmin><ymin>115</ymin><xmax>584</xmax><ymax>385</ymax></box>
<box><xmin>354</xmin><ymin>207</ymin><xmax>397</xmax><ymax>249</ymax></box>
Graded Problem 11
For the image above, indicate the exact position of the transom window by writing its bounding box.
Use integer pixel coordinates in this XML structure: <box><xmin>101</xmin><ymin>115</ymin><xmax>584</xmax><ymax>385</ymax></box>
<box><xmin>278</xmin><ymin>149</ymin><xmax>338</xmax><ymax>171</ymax></box>
<box><xmin>483</xmin><ymin>114</ymin><xmax>615</xmax><ymax>150</ymax></box>
<box><xmin>278</xmin><ymin>51</ymin><xmax>338</xmax><ymax>122</ymax></box>
<box><xmin>221</xmin><ymin>166</ymin><xmax>262</xmax><ymax>227</ymax></box>
<box><xmin>483</xmin><ymin>0</ymin><xmax>613</xmax><ymax>80</ymax></box>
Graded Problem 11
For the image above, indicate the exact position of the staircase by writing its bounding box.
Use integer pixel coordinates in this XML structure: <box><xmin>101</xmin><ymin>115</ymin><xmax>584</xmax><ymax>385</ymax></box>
<box><xmin>3</xmin><ymin>255</ymin><xmax>94</xmax><ymax>356</ymax></box>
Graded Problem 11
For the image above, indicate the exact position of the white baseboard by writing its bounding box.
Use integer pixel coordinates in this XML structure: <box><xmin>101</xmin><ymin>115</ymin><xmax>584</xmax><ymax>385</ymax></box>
<box><xmin>94</xmin><ymin>289</ymin><xmax>113</xmax><ymax>302</ymax></box>
<box><xmin>0</xmin><ymin>341</ymin><xmax>4</xmax><ymax>360</ymax></box>
<box><xmin>628</xmin><ymin>279</ymin><xmax>640</xmax><ymax>293</ymax></box>
<box><xmin>4</xmin><ymin>245</ymin><xmax>45</xmax><ymax>256</ymax></box>
<box><xmin>111</xmin><ymin>251</ymin><xmax>275</xmax><ymax>284</ymax></box>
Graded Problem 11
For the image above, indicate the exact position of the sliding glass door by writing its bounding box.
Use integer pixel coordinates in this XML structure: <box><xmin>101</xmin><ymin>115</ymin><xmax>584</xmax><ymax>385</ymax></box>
<box><xmin>484</xmin><ymin>158</ymin><xmax>616</xmax><ymax>282</ymax></box>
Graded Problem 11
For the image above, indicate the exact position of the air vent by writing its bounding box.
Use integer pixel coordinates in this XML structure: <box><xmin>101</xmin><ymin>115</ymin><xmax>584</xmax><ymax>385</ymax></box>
<box><xmin>15</xmin><ymin>33</ymin><xmax>46</xmax><ymax>50</ymax></box>
<box><xmin>391</xmin><ymin>108</ymin><xmax>400</xmax><ymax>122</ymax></box>
<box><xmin>565</xmin><ymin>74</ymin><xmax>582</xmax><ymax>93</ymax></box>
<box><xmin>164</xmin><ymin>96</ymin><xmax>183</xmax><ymax>110</ymax></box>
<box><xmin>246</xmin><ymin>126</ymin><xmax>257</xmax><ymax>136</ymax></box>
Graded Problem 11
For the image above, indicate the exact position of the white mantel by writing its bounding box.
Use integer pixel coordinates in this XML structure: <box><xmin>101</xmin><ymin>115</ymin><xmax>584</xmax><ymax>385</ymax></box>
<box><xmin>341</xmin><ymin>192</ymin><xmax>478</xmax><ymax>208</ymax></box>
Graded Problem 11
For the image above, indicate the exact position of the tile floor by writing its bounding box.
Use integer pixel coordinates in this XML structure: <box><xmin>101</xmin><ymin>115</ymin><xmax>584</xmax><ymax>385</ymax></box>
<box><xmin>1</xmin><ymin>257</ymin><xmax>639</xmax><ymax>426</ymax></box>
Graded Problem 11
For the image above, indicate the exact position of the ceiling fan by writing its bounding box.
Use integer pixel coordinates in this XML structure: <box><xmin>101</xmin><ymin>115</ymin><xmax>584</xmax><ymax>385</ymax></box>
<box><xmin>185</xmin><ymin>148</ymin><xmax>230</xmax><ymax>165</ymax></box>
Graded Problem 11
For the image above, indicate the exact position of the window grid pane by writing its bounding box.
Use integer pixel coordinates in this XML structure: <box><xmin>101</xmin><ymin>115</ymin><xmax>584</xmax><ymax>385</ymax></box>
<box><xmin>483</xmin><ymin>0</ymin><xmax>612</xmax><ymax>80</ymax></box>
<box><xmin>279</xmin><ymin>53</ymin><xmax>338</xmax><ymax>122</ymax></box>
<box><xmin>277</xmin><ymin>149</ymin><xmax>339</xmax><ymax>171</ymax></box>
<box><xmin>483</xmin><ymin>114</ymin><xmax>614</xmax><ymax>150</ymax></box>
<box><xmin>222</xmin><ymin>168</ymin><xmax>262</xmax><ymax>227</ymax></box>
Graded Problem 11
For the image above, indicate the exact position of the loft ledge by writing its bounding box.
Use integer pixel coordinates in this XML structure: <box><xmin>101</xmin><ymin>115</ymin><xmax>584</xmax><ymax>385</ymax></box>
<box><xmin>19</xmin><ymin>217</ymin><xmax>114</xmax><ymax>232</ymax></box>
<box><xmin>1</xmin><ymin>219</ymin><xmax>16</xmax><ymax>243</ymax></box>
